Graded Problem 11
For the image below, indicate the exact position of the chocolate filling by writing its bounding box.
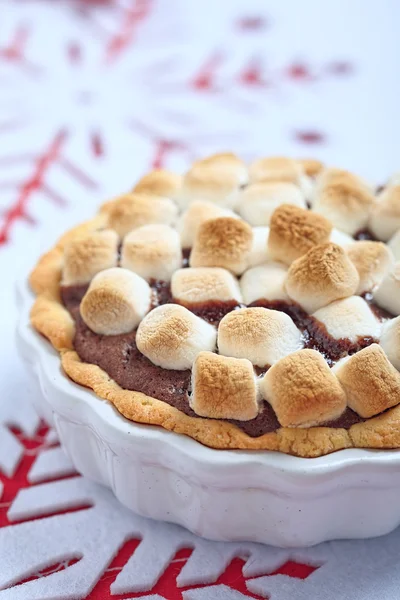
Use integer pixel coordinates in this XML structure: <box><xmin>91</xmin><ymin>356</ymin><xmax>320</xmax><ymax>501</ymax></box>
<box><xmin>182</xmin><ymin>248</ymin><xmax>191</xmax><ymax>268</ymax></box>
<box><xmin>249</xmin><ymin>299</ymin><xmax>377</xmax><ymax>366</ymax></box>
<box><xmin>178</xmin><ymin>300</ymin><xmax>243</xmax><ymax>326</ymax></box>
<box><xmin>353</xmin><ymin>228</ymin><xmax>377</xmax><ymax>241</ymax></box>
<box><xmin>61</xmin><ymin>279</ymin><xmax>387</xmax><ymax>437</ymax></box>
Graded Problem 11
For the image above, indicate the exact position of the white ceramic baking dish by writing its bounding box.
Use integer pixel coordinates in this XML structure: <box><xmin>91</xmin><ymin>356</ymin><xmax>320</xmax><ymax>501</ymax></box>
<box><xmin>16</xmin><ymin>278</ymin><xmax>400</xmax><ymax>548</ymax></box>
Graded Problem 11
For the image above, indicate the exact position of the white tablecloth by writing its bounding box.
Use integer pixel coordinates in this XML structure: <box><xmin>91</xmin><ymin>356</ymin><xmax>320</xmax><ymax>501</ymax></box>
<box><xmin>1</xmin><ymin>1</ymin><xmax>400</xmax><ymax>598</ymax></box>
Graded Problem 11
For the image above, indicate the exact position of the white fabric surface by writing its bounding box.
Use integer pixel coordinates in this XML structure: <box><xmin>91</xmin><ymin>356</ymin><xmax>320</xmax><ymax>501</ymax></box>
<box><xmin>1</xmin><ymin>0</ymin><xmax>400</xmax><ymax>598</ymax></box>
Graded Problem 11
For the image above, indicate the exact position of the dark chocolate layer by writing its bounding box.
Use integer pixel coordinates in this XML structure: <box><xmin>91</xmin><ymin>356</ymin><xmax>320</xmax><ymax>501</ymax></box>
<box><xmin>61</xmin><ymin>281</ymin><xmax>373</xmax><ymax>437</ymax></box>
<box><xmin>354</xmin><ymin>228</ymin><xmax>377</xmax><ymax>241</ymax></box>
<box><xmin>249</xmin><ymin>299</ymin><xmax>377</xmax><ymax>365</ymax></box>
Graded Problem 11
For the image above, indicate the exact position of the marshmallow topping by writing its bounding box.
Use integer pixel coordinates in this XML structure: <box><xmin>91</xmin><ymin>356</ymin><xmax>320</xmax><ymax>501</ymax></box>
<box><xmin>334</xmin><ymin>344</ymin><xmax>400</xmax><ymax>418</ymax></box>
<box><xmin>218</xmin><ymin>307</ymin><xmax>302</xmax><ymax>367</ymax></box>
<box><xmin>136</xmin><ymin>304</ymin><xmax>217</xmax><ymax>370</ymax></box>
<box><xmin>121</xmin><ymin>224</ymin><xmax>181</xmax><ymax>281</ymax></box>
<box><xmin>191</xmin><ymin>352</ymin><xmax>259</xmax><ymax>421</ymax></box>
<box><xmin>285</xmin><ymin>243</ymin><xmax>359</xmax><ymax>313</ymax></box>
<box><xmin>268</xmin><ymin>204</ymin><xmax>332</xmax><ymax>265</ymax></box>
<box><xmin>107</xmin><ymin>193</ymin><xmax>178</xmax><ymax>238</ymax></box>
<box><xmin>190</xmin><ymin>217</ymin><xmax>253</xmax><ymax>274</ymax></box>
<box><xmin>260</xmin><ymin>349</ymin><xmax>346</xmax><ymax>427</ymax></box>
<box><xmin>80</xmin><ymin>267</ymin><xmax>151</xmax><ymax>335</ymax></box>
<box><xmin>62</xmin><ymin>229</ymin><xmax>119</xmax><ymax>286</ymax></box>
<box><xmin>171</xmin><ymin>267</ymin><xmax>242</xmax><ymax>304</ymax></box>
<box><xmin>240</xmin><ymin>262</ymin><xmax>289</xmax><ymax>305</ymax></box>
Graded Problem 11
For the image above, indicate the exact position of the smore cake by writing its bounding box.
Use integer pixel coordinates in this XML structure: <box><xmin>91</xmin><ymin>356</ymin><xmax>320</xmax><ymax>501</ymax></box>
<box><xmin>30</xmin><ymin>154</ymin><xmax>400</xmax><ymax>457</ymax></box>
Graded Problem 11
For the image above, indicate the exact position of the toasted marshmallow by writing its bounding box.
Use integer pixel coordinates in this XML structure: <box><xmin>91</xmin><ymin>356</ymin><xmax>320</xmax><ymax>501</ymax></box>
<box><xmin>218</xmin><ymin>307</ymin><xmax>302</xmax><ymax>367</ymax></box>
<box><xmin>260</xmin><ymin>349</ymin><xmax>346</xmax><ymax>427</ymax></box>
<box><xmin>312</xmin><ymin>296</ymin><xmax>381</xmax><ymax>342</ymax></box>
<box><xmin>191</xmin><ymin>351</ymin><xmax>258</xmax><ymax>421</ymax></box>
<box><xmin>285</xmin><ymin>243</ymin><xmax>359</xmax><ymax>313</ymax></box>
<box><xmin>388</xmin><ymin>229</ymin><xmax>400</xmax><ymax>260</ymax></box>
<box><xmin>334</xmin><ymin>344</ymin><xmax>400</xmax><ymax>418</ymax></box>
<box><xmin>369</xmin><ymin>185</ymin><xmax>400</xmax><ymax>241</ymax></box>
<box><xmin>297</xmin><ymin>158</ymin><xmax>324</xmax><ymax>178</ymax></box>
<box><xmin>240</xmin><ymin>262</ymin><xmax>289</xmax><ymax>305</ymax></box>
<box><xmin>195</xmin><ymin>152</ymin><xmax>247</xmax><ymax>178</ymax></box>
<box><xmin>249</xmin><ymin>156</ymin><xmax>303</xmax><ymax>185</ymax></box>
<box><xmin>373</xmin><ymin>263</ymin><xmax>400</xmax><ymax>316</ymax></box>
<box><xmin>178</xmin><ymin>155</ymin><xmax>247</xmax><ymax>210</ymax></box>
<box><xmin>177</xmin><ymin>201</ymin><xmax>236</xmax><ymax>248</ymax></box>
<box><xmin>171</xmin><ymin>267</ymin><xmax>242</xmax><ymax>304</ymax></box>
<box><xmin>80</xmin><ymin>268</ymin><xmax>151</xmax><ymax>335</ymax></box>
<box><xmin>312</xmin><ymin>177</ymin><xmax>376</xmax><ymax>236</ymax></box>
<box><xmin>389</xmin><ymin>172</ymin><xmax>400</xmax><ymax>186</ymax></box>
<box><xmin>136</xmin><ymin>304</ymin><xmax>216</xmax><ymax>370</ymax></box>
<box><xmin>330</xmin><ymin>228</ymin><xmax>353</xmax><ymax>247</ymax></box>
<box><xmin>107</xmin><ymin>193</ymin><xmax>178</xmax><ymax>238</ymax></box>
<box><xmin>268</xmin><ymin>204</ymin><xmax>332</xmax><ymax>265</ymax></box>
<box><xmin>380</xmin><ymin>317</ymin><xmax>400</xmax><ymax>371</ymax></box>
<box><xmin>249</xmin><ymin>155</ymin><xmax>313</xmax><ymax>199</ymax></box>
<box><xmin>346</xmin><ymin>241</ymin><xmax>393</xmax><ymax>294</ymax></box>
<box><xmin>99</xmin><ymin>198</ymin><xmax>117</xmax><ymax>214</ymax></box>
<box><xmin>62</xmin><ymin>229</ymin><xmax>119</xmax><ymax>286</ymax></box>
<box><xmin>133</xmin><ymin>169</ymin><xmax>182</xmax><ymax>198</ymax></box>
<box><xmin>247</xmin><ymin>226</ymin><xmax>270</xmax><ymax>267</ymax></box>
<box><xmin>237</xmin><ymin>182</ymin><xmax>306</xmax><ymax>226</ymax></box>
<box><xmin>121</xmin><ymin>224</ymin><xmax>181</xmax><ymax>281</ymax></box>
<box><xmin>315</xmin><ymin>167</ymin><xmax>372</xmax><ymax>191</ymax></box>
<box><xmin>190</xmin><ymin>217</ymin><xmax>253</xmax><ymax>275</ymax></box>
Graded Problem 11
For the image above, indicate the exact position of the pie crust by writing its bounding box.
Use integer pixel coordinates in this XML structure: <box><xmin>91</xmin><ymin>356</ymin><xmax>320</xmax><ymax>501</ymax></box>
<box><xmin>29</xmin><ymin>156</ymin><xmax>400</xmax><ymax>457</ymax></box>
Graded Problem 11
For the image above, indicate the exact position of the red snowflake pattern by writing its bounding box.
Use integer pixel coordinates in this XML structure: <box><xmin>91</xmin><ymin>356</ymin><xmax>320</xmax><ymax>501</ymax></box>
<box><xmin>0</xmin><ymin>419</ymin><xmax>318</xmax><ymax>598</ymax></box>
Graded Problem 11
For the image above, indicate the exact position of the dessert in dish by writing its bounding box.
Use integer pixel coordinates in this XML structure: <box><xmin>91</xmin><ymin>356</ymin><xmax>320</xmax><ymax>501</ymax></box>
<box><xmin>30</xmin><ymin>154</ymin><xmax>400</xmax><ymax>457</ymax></box>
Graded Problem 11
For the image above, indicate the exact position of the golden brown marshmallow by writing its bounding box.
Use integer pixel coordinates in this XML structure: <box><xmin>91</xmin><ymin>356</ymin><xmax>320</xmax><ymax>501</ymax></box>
<box><xmin>107</xmin><ymin>193</ymin><xmax>178</xmax><ymax>238</ymax></box>
<box><xmin>240</xmin><ymin>262</ymin><xmax>289</xmax><ymax>305</ymax></box>
<box><xmin>177</xmin><ymin>201</ymin><xmax>236</xmax><ymax>248</ymax></box>
<box><xmin>334</xmin><ymin>344</ymin><xmax>400</xmax><ymax>418</ymax></box>
<box><xmin>268</xmin><ymin>204</ymin><xmax>332</xmax><ymax>265</ymax></box>
<box><xmin>194</xmin><ymin>152</ymin><xmax>247</xmax><ymax>178</ymax></box>
<box><xmin>171</xmin><ymin>267</ymin><xmax>242</xmax><ymax>304</ymax></box>
<box><xmin>195</xmin><ymin>152</ymin><xmax>244</xmax><ymax>166</ymax></box>
<box><xmin>260</xmin><ymin>349</ymin><xmax>346</xmax><ymax>427</ymax></box>
<box><xmin>380</xmin><ymin>317</ymin><xmax>400</xmax><ymax>371</ymax></box>
<box><xmin>218</xmin><ymin>307</ymin><xmax>302</xmax><ymax>367</ymax></box>
<box><xmin>237</xmin><ymin>181</ymin><xmax>306</xmax><ymax>226</ymax></box>
<box><xmin>369</xmin><ymin>186</ymin><xmax>400</xmax><ymax>241</ymax></box>
<box><xmin>121</xmin><ymin>224</ymin><xmax>182</xmax><ymax>281</ymax></box>
<box><xmin>178</xmin><ymin>155</ymin><xmax>247</xmax><ymax>210</ymax></box>
<box><xmin>136</xmin><ymin>304</ymin><xmax>217</xmax><ymax>370</ymax></box>
<box><xmin>373</xmin><ymin>263</ymin><xmax>400</xmax><ymax>315</ymax></box>
<box><xmin>285</xmin><ymin>243</ymin><xmax>360</xmax><ymax>313</ymax></box>
<box><xmin>346</xmin><ymin>240</ymin><xmax>393</xmax><ymax>293</ymax></box>
<box><xmin>80</xmin><ymin>267</ymin><xmax>151</xmax><ymax>335</ymax></box>
<box><xmin>248</xmin><ymin>156</ymin><xmax>313</xmax><ymax>199</ymax></box>
<box><xmin>315</xmin><ymin>167</ymin><xmax>372</xmax><ymax>191</ymax></box>
<box><xmin>297</xmin><ymin>158</ymin><xmax>324</xmax><ymax>178</ymax></box>
<box><xmin>133</xmin><ymin>169</ymin><xmax>182</xmax><ymax>198</ymax></box>
<box><xmin>190</xmin><ymin>217</ymin><xmax>253</xmax><ymax>275</ymax></box>
<box><xmin>312</xmin><ymin>175</ymin><xmax>376</xmax><ymax>236</ymax></box>
<box><xmin>191</xmin><ymin>352</ymin><xmax>258</xmax><ymax>421</ymax></box>
<box><xmin>62</xmin><ymin>229</ymin><xmax>119</xmax><ymax>286</ymax></box>
<box><xmin>248</xmin><ymin>156</ymin><xmax>303</xmax><ymax>184</ymax></box>
<box><xmin>99</xmin><ymin>198</ymin><xmax>117</xmax><ymax>214</ymax></box>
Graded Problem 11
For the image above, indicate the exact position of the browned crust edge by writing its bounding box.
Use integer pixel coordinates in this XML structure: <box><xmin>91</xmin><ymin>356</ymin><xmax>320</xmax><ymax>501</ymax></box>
<box><xmin>29</xmin><ymin>218</ymin><xmax>400</xmax><ymax>458</ymax></box>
